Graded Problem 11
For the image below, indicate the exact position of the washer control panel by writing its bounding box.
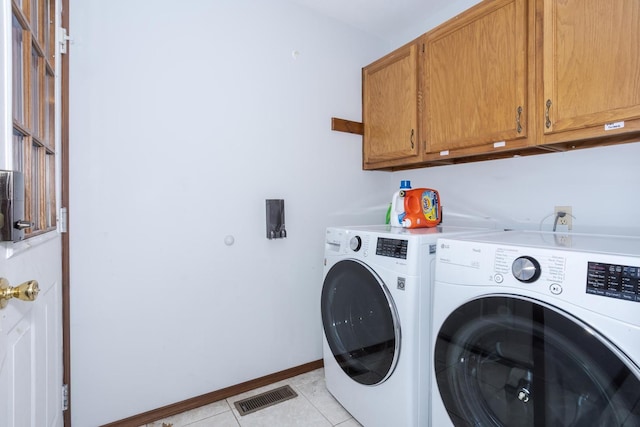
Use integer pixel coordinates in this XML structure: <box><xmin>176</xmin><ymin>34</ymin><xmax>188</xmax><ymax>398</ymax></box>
<box><xmin>376</xmin><ymin>237</ymin><xmax>408</xmax><ymax>259</ymax></box>
<box><xmin>436</xmin><ymin>234</ymin><xmax>640</xmax><ymax>326</ymax></box>
<box><xmin>586</xmin><ymin>261</ymin><xmax>640</xmax><ymax>303</ymax></box>
<box><xmin>494</xmin><ymin>248</ymin><xmax>567</xmax><ymax>285</ymax></box>
<box><xmin>325</xmin><ymin>228</ymin><xmax>409</xmax><ymax>262</ymax></box>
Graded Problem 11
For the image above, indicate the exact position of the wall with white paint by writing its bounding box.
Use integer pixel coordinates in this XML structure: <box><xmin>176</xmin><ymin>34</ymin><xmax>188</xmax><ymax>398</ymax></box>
<box><xmin>68</xmin><ymin>1</ymin><xmax>389</xmax><ymax>425</ymax></box>
<box><xmin>394</xmin><ymin>143</ymin><xmax>640</xmax><ymax>236</ymax></box>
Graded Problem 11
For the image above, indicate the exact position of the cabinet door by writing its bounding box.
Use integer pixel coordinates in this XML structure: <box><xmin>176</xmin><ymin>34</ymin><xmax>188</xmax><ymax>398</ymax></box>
<box><xmin>363</xmin><ymin>42</ymin><xmax>419</xmax><ymax>166</ymax></box>
<box><xmin>543</xmin><ymin>0</ymin><xmax>640</xmax><ymax>135</ymax></box>
<box><xmin>425</xmin><ymin>0</ymin><xmax>528</xmax><ymax>153</ymax></box>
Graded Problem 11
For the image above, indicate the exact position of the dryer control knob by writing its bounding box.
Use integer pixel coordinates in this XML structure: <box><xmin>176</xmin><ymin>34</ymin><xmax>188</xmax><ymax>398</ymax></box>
<box><xmin>349</xmin><ymin>236</ymin><xmax>362</xmax><ymax>252</ymax></box>
<box><xmin>512</xmin><ymin>256</ymin><xmax>541</xmax><ymax>283</ymax></box>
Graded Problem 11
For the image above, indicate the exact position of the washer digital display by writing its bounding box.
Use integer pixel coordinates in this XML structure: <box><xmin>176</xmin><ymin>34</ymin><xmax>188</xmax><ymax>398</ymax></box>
<box><xmin>586</xmin><ymin>262</ymin><xmax>640</xmax><ymax>302</ymax></box>
<box><xmin>376</xmin><ymin>238</ymin><xmax>408</xmax><ymax>259</ymax></box>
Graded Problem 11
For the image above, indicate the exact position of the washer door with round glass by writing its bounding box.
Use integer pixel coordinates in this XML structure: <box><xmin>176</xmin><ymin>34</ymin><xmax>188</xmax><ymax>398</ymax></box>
<box><xmin>321</xmin><ymin>259</ymin><xmax>401</xmax><ymax>386</ymax></box>
<box><xmin>434</xmin><ymin>295</ymin><xmax>640</xmax><ymax>427</ymax></box>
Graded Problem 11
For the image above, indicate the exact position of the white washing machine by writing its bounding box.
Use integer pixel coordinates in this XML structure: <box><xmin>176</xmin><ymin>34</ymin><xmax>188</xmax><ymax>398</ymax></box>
<box><xmin>321</xmin><ymin>225</ymin><xmax>492</xmax><ymax>427</ymax></box>
<box><xmin>431</xmin><ymin>230</ymin><xmax>640</xmax><ymax>426</ymax></box>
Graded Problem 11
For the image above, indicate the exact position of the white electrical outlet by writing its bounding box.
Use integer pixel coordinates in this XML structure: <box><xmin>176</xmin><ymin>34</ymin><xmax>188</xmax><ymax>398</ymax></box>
<box><xmin>554</xmin><ymin>206</ymin><xmax>572</xmax><ymax>230</ymax></box>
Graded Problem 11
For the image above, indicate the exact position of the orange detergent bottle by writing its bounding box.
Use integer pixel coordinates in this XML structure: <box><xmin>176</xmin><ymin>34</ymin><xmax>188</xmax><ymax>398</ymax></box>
<box><xmin>400</xmin><ymin>188</ymin><xmax>442</xmax><ymax>228</ymax></box>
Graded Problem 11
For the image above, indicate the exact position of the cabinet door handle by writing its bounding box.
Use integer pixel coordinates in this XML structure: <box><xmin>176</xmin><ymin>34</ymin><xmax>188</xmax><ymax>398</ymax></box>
<box><xmin>545</xmin><ymin>99</ymin><xmax>552</xmax><ymax>129</ymax></box>
<box><xmin>516</xmin><ymin>106</ymin><xmax>523</xmax><ymax>133</ymax></box>
<box><xmin>410</xmin><ymin>129</ymin><xmax>415</xmax><ymax>149</ymax></box>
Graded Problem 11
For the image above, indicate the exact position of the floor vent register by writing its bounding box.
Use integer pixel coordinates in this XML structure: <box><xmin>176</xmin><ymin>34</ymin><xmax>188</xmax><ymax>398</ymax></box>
<box><xmin>233</xmin><ymin>385</ymin><xmax>298</xmax><ymax>416</ymax></box>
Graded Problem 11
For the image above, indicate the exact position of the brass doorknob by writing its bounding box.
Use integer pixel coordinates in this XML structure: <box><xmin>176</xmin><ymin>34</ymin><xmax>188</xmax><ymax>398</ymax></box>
<box><xmin>0</xmin><ymin>278</ymin><xmax>39</xmax><ymax>309</ymax></box>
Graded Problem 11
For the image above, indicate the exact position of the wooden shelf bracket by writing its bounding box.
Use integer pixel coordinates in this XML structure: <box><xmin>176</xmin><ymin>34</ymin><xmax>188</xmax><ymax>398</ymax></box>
<box><xmin>331</xmin><ymin>117</ymin><xmax>364</xmax><ymax>135</ymax></box>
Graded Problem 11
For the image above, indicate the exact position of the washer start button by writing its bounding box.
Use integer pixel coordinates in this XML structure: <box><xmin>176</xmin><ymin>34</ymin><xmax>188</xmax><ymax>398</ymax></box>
<box><xmin>550</xmin><ymin>283</ymin><xmax>563</xmax><ymax>295</ymax></box>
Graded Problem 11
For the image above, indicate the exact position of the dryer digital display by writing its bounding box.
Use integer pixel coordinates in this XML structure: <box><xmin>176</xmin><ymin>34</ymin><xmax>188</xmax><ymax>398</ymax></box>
<box><xmin>376</xmin><ymin>238</ymin><xmax>408</xmax><ymax>259</ymax></box>
<box><xmin>586</xmin><ymin>262</ymin><xmax>640</xmax><ymax>303</ymax></box>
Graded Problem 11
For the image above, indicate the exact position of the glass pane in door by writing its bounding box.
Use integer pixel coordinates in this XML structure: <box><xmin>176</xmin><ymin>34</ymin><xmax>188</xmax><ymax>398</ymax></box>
<box><xmin>13</xmin><ymin>131</ymin><xmax>25</xmax><ymax>172</ymax></box>
<box><xmin>31</xmin><ymin>46</ymin><xmax>41</xmax><ymax>137</ymax></box>
<box><xmin>44</xmin><ymin>69</ymin><xmax>54</xmax><ymax>145</ymax></box>
<box><xmin>12</xmin><ymin>14</ymin><xmax>25</xmax><ymax>124</ymax></box>
<box><xmin>45</xmin><ymin>152</ymin><xmax>56</xmax><ymax>228</ymax></box>
<box><xmin>30</xmin><ymin>0</ymin><xmax>39</xmax><ymax>40</ymax></box>
<box><xmin>31</xmin><ymin>144</ymin><xmax>41</xmax><ymax>231</ymax></box>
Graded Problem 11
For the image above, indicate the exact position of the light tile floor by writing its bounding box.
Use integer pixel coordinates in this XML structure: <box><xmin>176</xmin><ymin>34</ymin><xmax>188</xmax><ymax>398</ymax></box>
<box><xmin>143</xmin><ymin>368</ymin><xmax>362</xmax><ymax>427</ymax></box>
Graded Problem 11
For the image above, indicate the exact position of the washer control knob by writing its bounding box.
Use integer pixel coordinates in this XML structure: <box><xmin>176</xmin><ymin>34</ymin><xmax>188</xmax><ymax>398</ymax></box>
<box><xmin>349</xmin><ymin>236</ymin><xmax>362</xmax><ymax>252</ymax></box>
<box><xmin>512</xmin><ymin>256</ymin><xmax>541</xmax><ymax>283</ymax></box>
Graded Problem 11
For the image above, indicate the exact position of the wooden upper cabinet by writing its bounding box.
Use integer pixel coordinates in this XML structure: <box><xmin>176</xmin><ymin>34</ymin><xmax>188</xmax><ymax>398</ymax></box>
<box><xmin>354</xmin><ymin>0</ymin><xmax>640</xmax><ymax>170</ymax></box>
<box><xmin>424</xmin><ymin>0</ymin><xmax>529</xmax><ymax>154</ymax></box>
<box><xmin>542</xmin><ymin>0</ymin><xmax>640</xmax><ymax>141</ymax></box>
<box><xmin>362</xmin><ymin>40</ymin><xmax>420</xmax><ymax>168</ymax></box>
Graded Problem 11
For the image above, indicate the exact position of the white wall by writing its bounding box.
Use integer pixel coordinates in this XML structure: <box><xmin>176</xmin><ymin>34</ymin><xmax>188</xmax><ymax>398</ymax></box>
<box><xmin>68</xmin><ymin>1</ymin><xmax>390</xmax><ymax>425</ymax></box>
<box><xmin>394</xmin><ymin>143</ymin><xmax>640</xmax><ymax>235</ymax></box>
<box><xmin>390</xmin><ymin>0</ymin><xmax>481</xmax><ymax>47</ymax></box>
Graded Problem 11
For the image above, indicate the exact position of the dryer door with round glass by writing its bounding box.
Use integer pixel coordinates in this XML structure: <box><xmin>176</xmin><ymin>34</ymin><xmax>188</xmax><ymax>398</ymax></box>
<box><xmin>321</xmin><ymin>259</ymin><xmax>401</xmax><ymax>386</ymax></box>
<box><xmin>434</xmin><ymin>296</ymin><xmax>640</xmax><ymax>427</ymax></box>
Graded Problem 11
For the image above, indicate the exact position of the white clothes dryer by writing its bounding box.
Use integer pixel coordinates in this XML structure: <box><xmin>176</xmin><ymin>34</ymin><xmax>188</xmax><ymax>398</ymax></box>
<box><xmin>432</xmin><ymin>230</ymin><xmax>640</xmax><ymax>426</ymax></box>
<box><xmin>321</xmin><ymin>225</ymin><xmax>492</xmax><ymax>427</ymax></box>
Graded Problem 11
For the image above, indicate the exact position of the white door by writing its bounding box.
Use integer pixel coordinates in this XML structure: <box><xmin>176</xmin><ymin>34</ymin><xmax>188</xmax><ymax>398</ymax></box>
<box><xmin>0</xmin><ymin>240</ymin><xmax>63</xmax><ymax>427</ymax></box>
<box><xmin>0</xmin><ymin>0</ymin><xmax>64</xmax><ymax>425</ymax></box>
